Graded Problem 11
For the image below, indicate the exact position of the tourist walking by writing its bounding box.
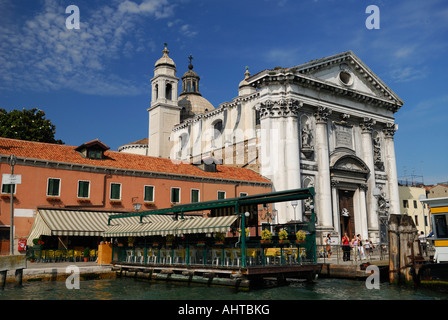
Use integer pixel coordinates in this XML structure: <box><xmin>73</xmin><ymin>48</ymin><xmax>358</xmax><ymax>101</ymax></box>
<box><xmin>325</xmin><ymin>234</ymin><xmax>332</xmax><ymax>259</ymax></box>
<box><xmin>342</xmin><ymin>233</ymin><xmax>350</xmax><ymax>261</ymax></box>
<box><xmin>357</xmin><ymin>234</ymin><xmax>366</xmax><ymax>260</ymax></box>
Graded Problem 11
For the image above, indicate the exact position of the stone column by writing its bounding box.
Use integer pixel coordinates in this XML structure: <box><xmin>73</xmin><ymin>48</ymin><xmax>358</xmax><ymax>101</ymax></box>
<box><xmin>314</xmin><ymin>106</ymin><xmax>333</xmax><ymax>230</ymax></box>
<box><xmin>331</xmin><ymin>180</ymin><xmax>340</xmax><ymax>236</ymax></box>
<box><xmin>360</xmin><ymin>118</ymin><xmax>379</xmax><ymax>236</ymax></box>
<box><xmin>257</xmin><ymin>99</ymin><xmax>302</xmax><ymax>223</ymax></box>
<box><xmin>284</xmin><ymin>101</ymin><xmax>302</xmax><ymax>222</ymax></box>
<box><xmin>358</xmin><ymin>184</ymin><xmax>369</xmax><ymax>240</ymax></box>
<box><xmin>383</xmin><ymin>123</ymin><xmax>400</xmax><ymax>216</ymax></box>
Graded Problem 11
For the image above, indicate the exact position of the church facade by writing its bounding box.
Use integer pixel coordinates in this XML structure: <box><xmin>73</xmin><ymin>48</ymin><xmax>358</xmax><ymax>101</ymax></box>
<box><xmin>135</xmin><ymin>45</ymin><xmax>404</xmax><ymax>243</ymax></box>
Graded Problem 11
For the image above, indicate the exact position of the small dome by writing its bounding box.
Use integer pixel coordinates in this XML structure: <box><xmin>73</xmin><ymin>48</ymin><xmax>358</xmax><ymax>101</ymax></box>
<box><xmin>155</xmin><ymin>43</ymin><xmax>176</xmax><ymax>68</ymax></box>
<box><xmin>179</xmin><ymin>94</ymin><xmax>214</xmax><ymax>120</ymax></box>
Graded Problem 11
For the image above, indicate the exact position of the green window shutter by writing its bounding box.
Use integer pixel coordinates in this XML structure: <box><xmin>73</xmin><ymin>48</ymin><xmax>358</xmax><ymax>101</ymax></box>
<box><xmin>144</xmin><ymin>186</ymin><xmax>154</xmax><ymax>202</ymax></box>
<box><xmin>110</xmin><ymin>183</ymin><xmax>121</xmax><ymax>200</ymax></box>
<box><xmin>78</xmin><ymin>181</ymin><xmax>89</xmax><ymax>198</ymax></box>
<box><xmin>191</xmin><ymin>189</ymin><xmax>199</xmax><ymax>203</ymax></box>
<box><xmin>2</xmin><ymin>184</ymin><xmax>15</xmax><ymax>194</ymax></box>
<box><xmin>217</xmin><ymin>191</ymin><xmax>226</xmax><ymax>200</ymax></box>
<box><xmin>171</xmin><ymin>188</ymin><xmax>180</xmax><ymax>203</ymax></box>
<box><xmin>48</xmin><ymin>178</ymin><xmax>60</xmax><ymax>196</ymax></box>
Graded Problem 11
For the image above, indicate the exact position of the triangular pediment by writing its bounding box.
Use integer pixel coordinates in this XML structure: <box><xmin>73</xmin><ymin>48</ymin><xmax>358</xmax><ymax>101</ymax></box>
<box><xmin>294</xmin><ymin>51</ymin><xmax>403</xmax><ymax>106</ymax></box>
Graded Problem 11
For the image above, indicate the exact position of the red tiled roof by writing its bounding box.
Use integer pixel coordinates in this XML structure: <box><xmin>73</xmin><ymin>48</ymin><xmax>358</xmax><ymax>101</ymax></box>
<box><xmin>0</xmin><ymin>137</ymin><xmax>271</xmax><ymax>184</ymax></box>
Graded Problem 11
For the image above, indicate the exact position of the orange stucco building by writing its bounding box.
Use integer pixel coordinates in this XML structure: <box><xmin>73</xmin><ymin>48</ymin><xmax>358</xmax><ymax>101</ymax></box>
<box><xmin>0</xmin><ymin>137</ymin><xmax>271</xmax><ymax>254</ymax></box>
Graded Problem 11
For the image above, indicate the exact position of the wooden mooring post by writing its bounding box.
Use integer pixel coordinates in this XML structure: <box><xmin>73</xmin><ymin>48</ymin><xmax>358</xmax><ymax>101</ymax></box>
<box><xmin>0</xmin><ymin>255</ymin><xmax>27</xmax><ymax>287</ymax></box>
<box><xmin>388</xmin><ymin>214</ymin><xmax>420</xmax><ymax>285</ymax></box>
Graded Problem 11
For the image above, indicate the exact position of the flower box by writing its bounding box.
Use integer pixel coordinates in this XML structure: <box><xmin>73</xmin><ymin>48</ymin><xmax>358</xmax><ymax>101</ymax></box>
<box><xmin>279</xmin><ymin>240</ymin><xmax>290</xmax><ymax>244</ymax></box>
<box><xmin>166</xmin><ymin>242</ymin><xmax>173</xmax><ymax>246</ymax></box>
<box><xmin>196</xmin><ymin>241</ymin><xmax>206</xmax><ymax>246</ymax></box>
<box><xmin>77</xmin><ymin>198</ymin><xmax>91</xmax><ymax>203</ymax></box>
<box><xmin>1</xmin><ymin>194</ymin><xmax>11</xmax><ymax>200</ymax></box>
<box><xmin>260</xmin><ymin>240</ymin><xmax>273</xmax><ymax>244</ymax></box>
<box><xmin>295</xmin><ymin>240</ymin><xmax>305</xmax><ymax>244</ymax></box>
<box><xmin>214</xmin><ymin>241</ymin><xmax>224</xmax><ymax>245</ymax></box>
<box><xmin>47</xmin><ymin>197</ymin><xmax>61</xmax><ymax>202</ymax></box>
<box><xmin>144</xmin><ymin>202</ymin><xmax>156</xmax><ymax>207</ymax></box>
<box><xmin>110</xmin><ymin>200</ymin><xmax>122</xmax><ymax>205</ymax></box>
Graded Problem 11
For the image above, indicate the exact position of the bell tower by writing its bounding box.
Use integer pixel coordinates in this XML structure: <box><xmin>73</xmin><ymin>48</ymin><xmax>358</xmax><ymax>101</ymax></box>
<box><xmin>148</xmin><ymin>44</ymin><xmax>180</xmax><ymax>158</ymax></box>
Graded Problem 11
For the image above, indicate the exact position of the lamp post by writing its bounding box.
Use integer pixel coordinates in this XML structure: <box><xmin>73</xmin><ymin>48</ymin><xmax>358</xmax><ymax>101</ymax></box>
<box><xmin>419</xmin><ymin>194</ymin><xmax>427</xmax><ymax>236</ymax></box>
<box><xmin>291</xmin><ymin>200</ymin><xmax>298</xmax><ymax>221</ymax></box>
<box><xmin>133</xmin><ymin>202</ymin><xmax>142</xmax><ymax>211</ymax></box>
<box><xmin>8</xmin><ymin>155</ymin><xmax>17</xmax><ymax>255</ymax></box>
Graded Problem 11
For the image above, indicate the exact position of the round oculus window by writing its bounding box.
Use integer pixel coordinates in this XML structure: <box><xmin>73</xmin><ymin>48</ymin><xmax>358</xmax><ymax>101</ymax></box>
<box><xmin>339</xmin><ymin>71</ymin><xmax>353</xmax><ymax>86</ymax></box>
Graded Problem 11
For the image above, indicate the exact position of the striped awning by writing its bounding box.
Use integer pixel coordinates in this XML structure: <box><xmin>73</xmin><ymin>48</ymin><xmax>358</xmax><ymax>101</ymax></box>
<box><xmin>103</xmin><ymin>215</ymin><xmax>238</xmax><ymax>237</ymax></box>
<box><xmin>26</xmin><ymin>209</ymin><xmax>176</xmax><ymax>242</ymax></box>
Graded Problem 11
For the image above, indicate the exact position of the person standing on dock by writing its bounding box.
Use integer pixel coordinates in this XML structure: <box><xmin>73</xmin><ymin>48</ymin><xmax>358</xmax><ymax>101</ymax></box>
<box><xmin>325</xmin><ymin>234</ymin><xmax>332</xmax><ymax>259</ymax></box>
<box><xmin>342</xmin><ymin>233</ymin><xmax>350</xmax><ymax>261</ymax></box>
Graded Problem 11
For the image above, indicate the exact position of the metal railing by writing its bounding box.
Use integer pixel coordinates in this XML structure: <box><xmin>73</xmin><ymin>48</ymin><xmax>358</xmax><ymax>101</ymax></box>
<box><xmin>317</xmin><ymin>243</ymin><xmax>389</xmax><ymax>264</ymax></box>
<box><xmin>26</xmin><ymin>248</ymin><xmax>97</xmax><ymax>263</ymax></box>
<box><xmin>113</xmin><ymin>242</ymin><xmax>316</xmax><ymax>268</ymax></box>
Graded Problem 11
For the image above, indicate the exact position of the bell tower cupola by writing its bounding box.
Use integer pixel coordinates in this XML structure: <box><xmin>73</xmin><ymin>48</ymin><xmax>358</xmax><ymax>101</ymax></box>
<box><xmin>148</xmin><ymin>43</ymin><xmax>181</xmax><ymax>158</ymax></box>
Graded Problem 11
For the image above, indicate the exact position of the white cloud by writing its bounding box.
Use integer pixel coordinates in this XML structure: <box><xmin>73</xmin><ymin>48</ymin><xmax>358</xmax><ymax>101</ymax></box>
<box><xmin>0</xmin><ymin>0</ymin><xmax>175</xmax><ymax>96</ymax></box>
<box><xmin>179</xmin><ymin>24</ymin><xmax>197</xmax><ymax>38</ymax></box>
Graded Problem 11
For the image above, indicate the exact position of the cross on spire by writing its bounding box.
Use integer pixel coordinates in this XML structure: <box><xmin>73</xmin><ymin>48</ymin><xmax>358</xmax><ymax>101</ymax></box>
<box><xmin>188</xmin><ymin>54</ymin><xmax>194</xmax><ymax>70</ymax></box>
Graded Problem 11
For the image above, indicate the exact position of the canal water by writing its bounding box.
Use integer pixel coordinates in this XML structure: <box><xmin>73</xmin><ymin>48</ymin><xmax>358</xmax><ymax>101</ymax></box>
<box><xmin>1</xmin><ymin>277</ymin><xmax>447</xmax><ymax>300</ymax></box>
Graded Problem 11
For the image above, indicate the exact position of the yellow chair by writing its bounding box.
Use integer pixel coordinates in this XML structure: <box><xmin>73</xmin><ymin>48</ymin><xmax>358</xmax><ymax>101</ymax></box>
<box><xmin>264</xmin><ymin>248</ymin><xmax>280</xmax><ymax>265</ymax></box>
<box><xmin>55</xmin><ymin>250</ymin><xmax>64</xmax><ymax>262</ymax></box>
<box><xmin>74</xmin><ymin>250</ymin><xmax>82</xmax><ymax>262</ymax></box>
<box><xmin>46</xmin><ymin>250</ymin><xmax>55</xmax><ymax>262</ymax></box>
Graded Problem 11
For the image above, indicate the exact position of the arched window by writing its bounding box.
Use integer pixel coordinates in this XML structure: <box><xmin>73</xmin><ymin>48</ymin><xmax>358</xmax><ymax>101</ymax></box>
<box><xmin>155</xmin><ymin>84</ymin><xmax>159</xmax><ymax>100</ymax></box>
<box><xmin>213</xmin><ymin>120</ymin><xmax>223</xmax><ymax>140</ymax></box>
<box><xmin>165</xmin><ymin>83</ymin><xmax>172</xmax><ymax>100</ymax></box>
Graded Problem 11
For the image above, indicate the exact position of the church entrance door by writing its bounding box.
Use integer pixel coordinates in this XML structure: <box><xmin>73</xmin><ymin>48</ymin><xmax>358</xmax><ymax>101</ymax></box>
<box><xmin>339</xmin><ymin>190</ymin><xmax>355</xmax><ymax>238</ymax></box>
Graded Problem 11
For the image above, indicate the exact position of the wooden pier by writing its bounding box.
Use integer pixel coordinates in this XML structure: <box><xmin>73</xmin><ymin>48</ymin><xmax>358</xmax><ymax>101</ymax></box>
<box><xmin>0</xmin><ymin>255</ymin><xmax>26</xmax><ymax>287</ymax></box>
<box><xmin>111</xmin><ymin>261</ymin><xmax>322</xmax><ymax>290</ymax></box>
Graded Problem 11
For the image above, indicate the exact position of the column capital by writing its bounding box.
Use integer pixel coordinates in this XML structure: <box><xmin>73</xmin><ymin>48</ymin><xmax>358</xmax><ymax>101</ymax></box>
<box><xmin>360</xmin><ymin>117</ymin><xmax>376</xmax><ymax>134</ymax></box>
<box><xmin>256</xmin><ymin>98</ymin><xmax>303</xmax><ymax>119</ymax></box>
<box><xmin>382</xmin><ymin>122</ymin><xmax>397</xmax><ymax>139</ymax></box>
<box><xmin>314</xmin><ymin>106</ymin><xmax>332</xmax><ymax>124</ymax></box>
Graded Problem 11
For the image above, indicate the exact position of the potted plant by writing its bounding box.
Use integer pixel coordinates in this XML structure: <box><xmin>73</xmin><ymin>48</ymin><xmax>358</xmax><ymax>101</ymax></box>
<box><xmin>214</xmin><ymin>232</ymin><xmax>225</xmax><ymax>245</ymax></box>
<box><xmin>296</xmin><ymin>230</ymin><xmax>306</xmax><ymax>243</ymax></box>
<box><xmin>238</xmin><ymin>228</ymin><xmax>249</xmax><ymax>238</ymax></box>
<box><xmin>166</xmin><ymin>234</ymin><xmax>175</xmax><ymax>246</ymax></box>
<box><xmin>278</xmin><ymin>229</ymin><xmax>289</xmax><ymax>243</ymax></box>
<box><xmin>128</xmin><ymin>237</ymin><xmax>135</xmax><ymax>246</ymax></box>
<box><xmin>260</xmin><ymin>229</ymin><xmax>272</xmax><ymax>243</ymax></box>
<box><xmin>83</xmin><ymin>247</ymin><xmax>90</xmax><ymax>262</ymax></box>
<box><xmin>32</xmin><ymin>238</ymin><xmax>45</xmax><ymax>249</ymax></box>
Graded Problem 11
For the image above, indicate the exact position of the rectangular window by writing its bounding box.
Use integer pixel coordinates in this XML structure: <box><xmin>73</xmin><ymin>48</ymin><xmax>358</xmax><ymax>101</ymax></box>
<box><xmin>110</xmin><ymin>183</ymin><xmax>121</xmax><ymax>200</ymax></box>
<box><xmin>78</xmin><ymin>181</ymin><xmax>90</xmax><ymax>198</ymax></box>
<box><xmin>434</xmin><ymin>215</ymin><xmax>448</xmax><ymax>239</ymax></box>
<box><xmin>171</xmin><ymin>187</ymin><xmax>180</xmax><ymax>204</ymax></box>
<box><xmin>144</xmin><ymin>185</ymin><xmax>154</xmax><ymax>202</ymax></box>
<box><xmin>414</xmin><ymin>215</ymin><xmax>419</xmax><ymax>226</ymax></box>
<box><xmin>217</xmin><ymin>191</ymin><xmax>226</xmax><ymax>200</ymax></box>
<box><xmin>191</xmin><ymin>189</ymin><xmax>200</xmax><ymax>203</ymax></box>
<box><xmin>239</xmin><ymin>192</ymin><xmax>248</xmax><ymax>197</ymax></box>
<box><xmin>413</xmin><ymin>200</ymin><xmax>418</xmax><ymax>209</ymax></box>
<box><xmin>1</xmin><ymin>183</ymin><xmax>16</xmax><ymax>194</ymax></box>
<box><xmin>424</xmin><ymin>216</ymin><xmax>428</xmax><ymax>227</ymax></box>
<box><xmin>402</xmin><ymin>200</ymin><xmax>409</xmax><ymax>208</ymax></box>
<box><xmin>47</xmin><ymin>178</ymin><xmax>61</xmax><ymax>197</ymax></box>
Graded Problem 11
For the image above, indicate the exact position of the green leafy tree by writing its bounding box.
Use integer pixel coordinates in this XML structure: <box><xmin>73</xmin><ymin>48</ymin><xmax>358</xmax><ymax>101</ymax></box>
<box><xmin>0</xmin><ymin>108</ymin><xmax>64</xmax><ymax>144</ymax></box>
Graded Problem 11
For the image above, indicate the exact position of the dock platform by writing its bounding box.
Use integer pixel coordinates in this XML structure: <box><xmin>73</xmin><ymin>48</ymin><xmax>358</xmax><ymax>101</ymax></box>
<box><xmin>112</xmin><ymin>261</ymin><xmax>322</xmax><ymax>290</ymax></box>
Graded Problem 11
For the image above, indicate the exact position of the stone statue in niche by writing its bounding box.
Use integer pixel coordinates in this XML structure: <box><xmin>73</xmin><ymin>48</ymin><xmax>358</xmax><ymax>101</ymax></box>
<box><xmin>301</xmin><ymin>120</ymin><xmax>314</xmax><ymax>159</ymax></box>
<box><xmin>301</xmin><ymin>123</ymin><xmax>312</xmax><ymax>147</ymax></box>
<box><xmin>373</xmin><ymin>133</ymin><xmax>384</xmax><ymax>170</ymax></box>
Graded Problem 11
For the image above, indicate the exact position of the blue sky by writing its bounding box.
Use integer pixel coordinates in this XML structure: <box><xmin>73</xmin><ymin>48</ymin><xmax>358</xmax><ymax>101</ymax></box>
<box><xmin>0</xmin><ymin>0</ymin><xmax>447</xmax><ymax>185</ymax></box>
